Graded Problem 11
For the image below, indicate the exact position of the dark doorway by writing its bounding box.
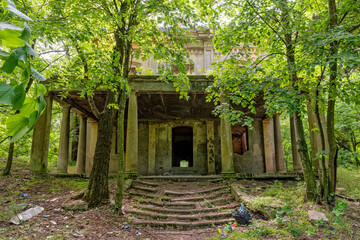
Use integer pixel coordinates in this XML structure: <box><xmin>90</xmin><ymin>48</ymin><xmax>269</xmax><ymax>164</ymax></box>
<box><xmin>172</xmin><ymin>127</ymin><xmax>193</xmax><ymax>167</ymax></box>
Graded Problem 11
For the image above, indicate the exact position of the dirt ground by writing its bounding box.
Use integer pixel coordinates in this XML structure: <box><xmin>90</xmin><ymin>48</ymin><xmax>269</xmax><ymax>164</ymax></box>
<box><xmin>0</xmin><ymin>160</ymin><xmax>228</xmax><ymax>240</ymax></box>
<box><xmin>0</xmin><ymin>159</ymin><xmax>359</xmax><ymax>240</ymax></box>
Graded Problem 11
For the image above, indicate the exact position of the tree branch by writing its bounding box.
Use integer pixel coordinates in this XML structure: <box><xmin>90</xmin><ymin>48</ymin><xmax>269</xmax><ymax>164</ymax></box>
<box><xmin>244</xmin><ymin>0</ymin><xmax>287</xmax><ymax>45</ymax></box>
<box><xmin>251</xmin><ymin>52</ymin><xmax>287</xmax><ymax>68</ymax></box>
<box><xmin>71</xmin><ymin>36</ymin><xmax>101</xmax><ymax>118</ymax></box>
<box><xmin>348</xmin><ymin>22</ymin><xmax>360</xmax><ymax>33</ymax></box>
<box><xmin>87</xmin><ymin>95</ymin><xmax>100</xmax><ymax>119</ymax></box>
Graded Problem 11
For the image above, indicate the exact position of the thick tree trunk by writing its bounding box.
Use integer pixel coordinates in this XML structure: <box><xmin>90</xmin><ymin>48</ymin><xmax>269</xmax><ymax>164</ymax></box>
<box><xmin>327</xmin><ymin>0</ymin><xmax>338</xmax><ymax>205</ymax></box>
<box><xmin>83</xmin><ymin>93</ymin><xmax>115</xmax><ymax>208</ymax></box>
<box><xmin>284</xmin><ymin>16</ymin><xmax>317</xmax><ymax>200</ymax></box>
<box><xmin>2</xmin><ymin>142</ymin><xmax>14</xmax><ymax>176</ymax></box>
<box><xmin>115</xmin><ymin>91</ymin><xmax>127</xmax><ymax>213</ymax></box>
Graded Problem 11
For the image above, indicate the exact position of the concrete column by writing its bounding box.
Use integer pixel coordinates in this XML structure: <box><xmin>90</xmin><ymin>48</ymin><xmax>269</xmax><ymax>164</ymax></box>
<box><xmin>30</xmin><ymin>95</ymin><xmax>53</xmax><ymax>173</ymax></box>
<box><xmin>262</xmin><ymin>117</ymin><xmax>276</xmax><ymax>173</ymax></box>
<box><xmin>85</xmin><ymin>119</ymin><xmax>98</xmax><ymax>174</ymax></box>
<box><xmin>125</xmin><ymin>91</ymin><xmax>138</xmax><ymax>177</ymax></box>
<box><xmin>148</xmin><ymin>123</ymin><xmax>156</xmax><ymax>175</ymax></box>
<box><xmin>290</xmin><ymin>113</ymin><xmax>303</xmax><ymax>172</ymax></box>
<box><xmin>220</xmin><ymin>98</ymin><xmax>234</xmax><ymax>175</ymax></box>
<box><xmin>68</xmin><ymin>112</ymin><xmax>74</xmax><ymax>162</ymax></box>
<box><xmin>57</xmin><ymin>105</ymin><xmax>71</xmax><ymax>173</ymax></box>
<box><xmin>76</xmin><ymin>115</ymin><xmax>87</xmax><ymax>174</ymax></box>
<box><xmin>206</xmin><ymin>121</ymin><xmax>216</xmax><ymax>174</ymax></box>
<box><xmin>273</xmin><ymin>114</ymin><xmax>285</xmax><ymax>173</ymax></box>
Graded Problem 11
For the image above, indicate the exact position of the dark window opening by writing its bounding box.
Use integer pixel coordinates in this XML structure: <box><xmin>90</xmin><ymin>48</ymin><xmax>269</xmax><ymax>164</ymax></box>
<box><xmin>172</xmin><ymin>126</ymin><xmax>193</xmax><ymax>167</ymax></box>
<box><xmin>232</xmin><ymin>126</ymin><xmax>248</xmax><ymax>155</ymax></box>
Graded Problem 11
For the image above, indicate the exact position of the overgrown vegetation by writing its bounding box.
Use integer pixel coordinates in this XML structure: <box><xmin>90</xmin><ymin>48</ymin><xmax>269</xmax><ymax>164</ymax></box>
<box><xmin>210</xmin><ymin>180</ymin><xmax>358</xmax><ymax>240</ymax></box>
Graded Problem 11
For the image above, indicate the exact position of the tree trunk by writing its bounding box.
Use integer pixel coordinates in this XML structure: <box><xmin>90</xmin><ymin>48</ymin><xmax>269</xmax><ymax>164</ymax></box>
<box><xmin>283</xmin><ymin>11</ymin><xmax>317</xmax><ymax>200</ymax></box>
<box><xmin>314</xmin><ymin>89</ymin><xmax>329</xmax><ymax>203</ymax></box>
<box><xmin>83</xmin><ymin>93</ymin><xmax>115</xmax><ymax>208</ymax></box>
<box><xmin>294</xmin><ymin>111</ymin><xmax>317</xmax><ymax>201</ymax></box>
<box><xmin>327</xmin><ymin>0</ymin><xmax>338</xmax><ymax>205</ymax></box>
<box><xmin>115</xmin><ymin>90</ymin><xmax>127</xmax><ymax>213</ymax></box>
<box><xmin>2</xmin><ymin>142</ymin><xmax>14</xmax><ymax>176</ymax></box>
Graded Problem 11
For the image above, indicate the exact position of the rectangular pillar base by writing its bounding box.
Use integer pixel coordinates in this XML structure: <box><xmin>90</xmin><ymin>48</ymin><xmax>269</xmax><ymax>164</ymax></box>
<box><xmin>221</xmin><ymin>170</ymin><xmax>236</xmax><ymax>179</ymax></box>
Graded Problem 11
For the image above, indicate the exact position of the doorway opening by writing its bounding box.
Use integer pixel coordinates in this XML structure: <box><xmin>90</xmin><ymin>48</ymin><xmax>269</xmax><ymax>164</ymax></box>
<box><xmin>172</xmin><ymin>126</ymin><xmax>193</xmax><ymax>167</ymax></box>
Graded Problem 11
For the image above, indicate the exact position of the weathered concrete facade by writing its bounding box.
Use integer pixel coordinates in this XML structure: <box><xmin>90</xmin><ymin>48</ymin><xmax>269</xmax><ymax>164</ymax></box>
<box><xmin>30</xmin><ymin>31</ymin><xmax>292</xmax><ymax>176</ymax></box>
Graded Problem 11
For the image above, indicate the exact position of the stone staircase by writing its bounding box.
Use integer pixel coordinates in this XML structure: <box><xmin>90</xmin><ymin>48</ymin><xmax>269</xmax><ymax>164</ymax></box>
<box><xmin>125</xmin><ymin>178</ymin><xmax>238</xmax><ymax>230</ymax></box>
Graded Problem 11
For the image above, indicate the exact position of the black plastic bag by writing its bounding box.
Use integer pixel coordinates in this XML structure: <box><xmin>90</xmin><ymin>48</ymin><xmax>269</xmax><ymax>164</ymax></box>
<box><xmin>232</xmin><ymin>203</ymin><xmax>252</xmax><ymax>225</ymax></box>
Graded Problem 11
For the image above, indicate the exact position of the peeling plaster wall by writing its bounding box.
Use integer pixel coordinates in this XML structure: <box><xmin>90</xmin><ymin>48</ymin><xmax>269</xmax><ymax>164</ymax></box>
<box><xmin>233</xmin><ymin>119</ymin><xmax>266</xmax><ymax>173</ymax></box>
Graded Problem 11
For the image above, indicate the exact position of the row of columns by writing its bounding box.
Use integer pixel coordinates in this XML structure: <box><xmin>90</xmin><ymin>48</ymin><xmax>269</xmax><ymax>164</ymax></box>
<box><xmin>30</xmin><ymin>92</ymin><xmax>289</xmax><ymax>176</ymax></box>
<box><xmin>262</xmin><ymin>114</ymin><xmax>286</xmax><ymax>173</ymax></box>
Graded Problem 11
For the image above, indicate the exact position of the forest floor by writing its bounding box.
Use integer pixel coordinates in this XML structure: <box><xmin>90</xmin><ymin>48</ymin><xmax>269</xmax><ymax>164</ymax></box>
<box><xmin>0</xmin><ymin>158</ymin><xmax>359</xmax><ymax>240</ymax></box>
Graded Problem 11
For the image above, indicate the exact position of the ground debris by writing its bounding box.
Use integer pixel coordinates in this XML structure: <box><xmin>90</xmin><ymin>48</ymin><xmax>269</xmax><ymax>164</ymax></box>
<box><xmin>10</xmin><ymin>206</ymin><xmax>44</xmax><ymax>225</ymax></box>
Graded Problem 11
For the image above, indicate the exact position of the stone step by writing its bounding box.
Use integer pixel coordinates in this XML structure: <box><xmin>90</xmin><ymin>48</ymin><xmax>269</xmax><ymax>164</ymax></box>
<box><xmin>127</xmin><ymin>191</ymin><xmax>171</xmax><ymax>201</ymax></box>
<box><xmin>205</xmin><ymin>190</ymin><xmax>229</xmax><ymax>200</ymax></box>
<box><xmin>133</xmin><ymin>180</ymin><xmax>159</xmax><ymax>187</ymax></box>
<box><xmin>126</xmin><ymin>209</ymin><xmax>199</xmax><ymax>222</ymax></box>
<box><xmin>169</xmin><ymin>189</ymin><xmax>228</xmax><ymax>202</ymax></box>
<box><xmin>126</xmin><ymin>208</ymin><xmax>233</xmax><ymax>222</ymax></box>
<box><xmin>131</xmin><ymin>185</ymin><xmax>157</xmax><ymax>193</ymax></box>
<box><xmin>200</xmin><ymin>196</ymin><xmax>234</xmax><ymax>208</ymax></box>
<box><xmin>132</xmin><ymin>218</ymin><xmax>235</xmax><ymax>230</ymax></box>
<box><xmin>165</xmin><ymin>201</ymin><xmax>197</xmax><ymax>209</ymax></box>
<box><xmin>202</xmin><ymin>211</ymin><xmax>232</xmax><ymax>220</ymax></box>
<box><xmin>164</xmin><ymin>185</ymin><xmax>228</xmax><ymax>196</ymax></box>
<box><xmin>134</xmin><ymin>202</ymin><xmax>239</xmax><ymax>215</ymax></box>
<box><xmin>171</xmin><ymin>196</ymin><xmax>204</xmax><ymax>202</ymax></box>
<box><xmin>139</xmin><ymin>175</ymin><xmax>222</xmax><ymax>182</ymax></box>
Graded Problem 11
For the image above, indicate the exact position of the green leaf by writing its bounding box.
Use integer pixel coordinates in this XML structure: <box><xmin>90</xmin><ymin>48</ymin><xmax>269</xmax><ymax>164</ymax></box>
<box><xmin>0</xmin><ymin>82</ymin><xmax>14</xmax><ymax>104</ymax></box>
<box><xmin>0</xmin><ymin>50</ymin><xmax>18</xmax><ymax>73</ymax></box>
<box><xmin>5</xmin><ymin>4</ymin><xmax>32</xmax><ymax>21</ymax></box>
<box><xmin>37</xmin><ymin>92</ymin><xmax>46</xmax><ymax>116</ymax></box>
<box><xmin>6</xmin><ymin>114</ymin><xmax>29</xmax><ymax>136</ymax></box>
<box><xmin>15</xmin><ymin>46</ymin><xmax>26</xmax><ymax>62</ymax></box>
<box><xmin>31</xmin><ymin>67</ymin><xmax>46</xmax><ymax>81</ymax></box>
<box><xmin>0</xmin><ymin>27</ymin><xmax>25</xmax><ymax>47</ymax></box>
<box><xmin>0</xmin><ymin>49</ymin><xmax>10</xmax><ymax>60</ymax></box>
<box><xmin>6</xmin><ymin>0</ymin><xmax>16</xmax><ymax>7</ymax></box>
<box><xmin>20</xmin><ymin>22</ymin><xmax>31</xmax><ymax>41</ymax></box>
<box><xmin>20</xmin><ymin>97</ymin><xmax>37</xmax><ymax>117</ymax></box>
<box><xmin>24</xmin><ymin>42</ymin><xmax>36</xmax><ymax>56</ymax></box>
<box><xmin>38</xmin><ymin>83</ymin><xmax>47</xmax><ymax>95</ymax></box>
<box><xmin>11</xmin><ymin>84</ymin><xmax>26</xmax><ymax>110</ymax></box>
<box><xmin>9</xmin><ymin>124</ymin><xmax>30</xmax><ymax>143</ymax></box>
<box><xmin>0</xmin><ymin>22</ymin><xmax>22</xmax><ymax>31</ymax></box>
<box><xmin>21</xmin><ymin>67</ymin><xmax>30</xmax><ymax>82</ymax></box>
<box><xmin>28</xmin><ymin>110</ymin><xmax>38</xmax><ymax>129</ymax></box>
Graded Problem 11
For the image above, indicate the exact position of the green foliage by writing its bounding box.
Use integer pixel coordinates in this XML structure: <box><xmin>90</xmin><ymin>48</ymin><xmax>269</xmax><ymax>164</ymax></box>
<box><xmin>276</xmin><ymin>204</ymin><xmax>302</xmax><ymax>237</ymax></box>
<box><xmin>0</xmin><ymin>0</ymin><xmax>46</xmax><ymax>142</ymax></box>
<box><xmin>335</xmin><ymin>102</ymin><xmax>360</xmax><ymax>168</ymax></box>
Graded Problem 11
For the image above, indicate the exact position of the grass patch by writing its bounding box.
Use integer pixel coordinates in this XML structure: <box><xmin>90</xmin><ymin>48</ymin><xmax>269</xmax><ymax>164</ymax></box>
<box><xmin>337</xmin><ymin>167</ymin><xmax>360</xmax><ymax>199</ymax></box>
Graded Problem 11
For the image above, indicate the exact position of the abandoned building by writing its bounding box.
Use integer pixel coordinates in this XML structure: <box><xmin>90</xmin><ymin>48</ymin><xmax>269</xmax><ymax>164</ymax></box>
<box><xmin>29</xmin><ymin>31</ymin><xmax>303</xmax><ymax>176</ymax></box>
